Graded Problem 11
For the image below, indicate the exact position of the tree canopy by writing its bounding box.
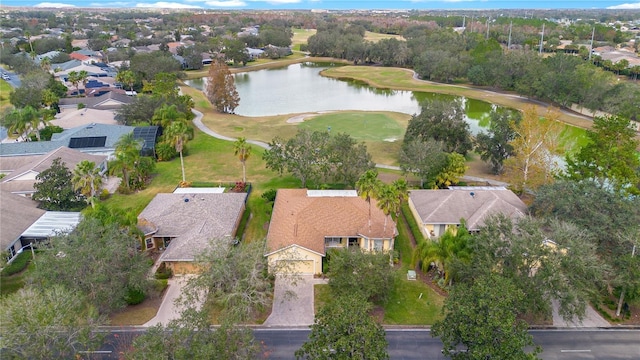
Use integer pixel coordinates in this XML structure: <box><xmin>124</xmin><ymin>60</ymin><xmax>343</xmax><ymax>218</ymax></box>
<box><xmin>33</xmin><ymin>157</ymin><xmax>84</xmax><ymax>210</ymax></box>
<box><xmin>295</xmin><ymin>294</ymin><xmax>389</xmax><ymax>360</ymax></box>
<box><xmin>206</xmin><ymin>59</ymin><xmax>240</xmax><ymax>114</ymax></box>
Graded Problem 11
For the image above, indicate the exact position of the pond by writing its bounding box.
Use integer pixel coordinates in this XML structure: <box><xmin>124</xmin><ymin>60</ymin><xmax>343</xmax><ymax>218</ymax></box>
<box><xmin>184</xmin><ymin>62</ymin><xmax>501</xmax><ymax>135</ymax></box>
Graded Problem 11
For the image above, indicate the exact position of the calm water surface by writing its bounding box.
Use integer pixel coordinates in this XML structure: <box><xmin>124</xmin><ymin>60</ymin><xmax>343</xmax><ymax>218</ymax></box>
<box><xmin>185</xmin><ymin>62</ymin><xmax>499</xmax><ymax>135</ymax></box>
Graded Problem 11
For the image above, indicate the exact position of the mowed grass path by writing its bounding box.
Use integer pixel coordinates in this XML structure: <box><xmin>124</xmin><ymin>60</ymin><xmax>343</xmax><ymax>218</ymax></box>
<box><xmin>299</xmin><ymin>112</ymin><xmax>405</xmax><ymax>142</ymax></box>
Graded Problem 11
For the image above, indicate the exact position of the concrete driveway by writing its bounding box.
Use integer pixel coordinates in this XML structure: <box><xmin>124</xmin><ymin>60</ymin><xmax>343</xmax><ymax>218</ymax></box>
<box><xmin>551</xmin><ymin>299</ymin><xmax>610</xmax><ymax>327</ymax></box>
<box><xmin>263</xmin><ymin>274</ymin><xmax>327</xmax><ymax>327</ymax></box>
<box><xmin>144</xmin><ymin>275</ymin><xmax>198</xmax><ymax>327</ymax></box>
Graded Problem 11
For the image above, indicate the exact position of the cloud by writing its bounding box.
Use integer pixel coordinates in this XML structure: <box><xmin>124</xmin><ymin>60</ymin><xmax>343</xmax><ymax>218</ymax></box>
<box><xmin>34</xmin><ymin>2</ymin><xmax>77</xmax><ymax>7</ymax></box>
<box><xmin>248</xmin><ymin>0</ymin><xmax>302</xmax><ymax>4</ymax></box>
<box><xmin>136</xmin><ymin>1</ymin><xmax>202</xmax><ymax>8</ymax></box>
<box><xmin>607</xmin><ymin>2</ymin><xmax>640</xmax><ymax>9</ymax></box>
<box><xmin>90</xmin><ymin>1</ymin><xmax>131</xmax><ymax>6</ymax></box>
<box><xmin>205</xmin><ymin>0</ymin><xmax>247</xmax><ymax>6</ymax></box>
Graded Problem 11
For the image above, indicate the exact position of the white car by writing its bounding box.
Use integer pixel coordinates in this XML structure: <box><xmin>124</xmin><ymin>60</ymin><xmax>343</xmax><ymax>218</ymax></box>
<box><xmin>1</xmin><ymin>74</ymin><xmax>9</xmax><ymax>80</ymax></box>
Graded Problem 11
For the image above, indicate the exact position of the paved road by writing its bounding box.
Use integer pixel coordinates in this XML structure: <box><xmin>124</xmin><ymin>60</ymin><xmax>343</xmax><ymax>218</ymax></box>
<box><xmin>94</xmin><ymin>329</ymin><xmax>640</xmax><ymax>359</ymax></box>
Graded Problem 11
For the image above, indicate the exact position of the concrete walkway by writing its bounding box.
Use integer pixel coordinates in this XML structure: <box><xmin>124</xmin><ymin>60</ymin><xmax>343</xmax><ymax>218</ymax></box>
<box><xmin>263</xmin><ymin>274</ymin><xmax>327</xmax><ymax>327</ymax></box>
<box><xmin>144</xmin><ymin>275</ymin><xmax>198</xmax><ymax>327</ymax></box>
<box><xmin>551</xmin><ymin>299</ymin><xmax>610</xmax><ymax>328</ymax></box>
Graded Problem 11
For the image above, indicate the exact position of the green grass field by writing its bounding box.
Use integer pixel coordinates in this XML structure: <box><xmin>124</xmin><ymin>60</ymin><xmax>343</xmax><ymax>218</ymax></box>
<box><xmin>299</xmin><ymin>112</ymin><xmax>405</xmax><ymax>142</ymax></box>
<box><xmin>0</xmin><ymin>79</ymin><xmax>13</xmax><ymax>111</ymax></box>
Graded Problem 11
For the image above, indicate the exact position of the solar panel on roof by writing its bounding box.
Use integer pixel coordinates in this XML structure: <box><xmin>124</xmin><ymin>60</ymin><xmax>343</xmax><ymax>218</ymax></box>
<box><xmin>68</xmin><ymin>136</ymin><xmax>107</xmax><ymax>148</ymax></box>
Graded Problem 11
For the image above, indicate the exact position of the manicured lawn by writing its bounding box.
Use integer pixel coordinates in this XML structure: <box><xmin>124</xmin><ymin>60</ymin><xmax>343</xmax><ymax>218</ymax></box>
<box><xmin>383</xmin><ymin>278</ymin><xmax>444</xmax><ymax>325</ymax></box>
<box><xmin>0</xmin><ymin>79</ymin><xmax>13</xmax><ymax>111</ymax></box>
<box><xmin>321</xmin><ymin>66</ymin><xmax>597</xmax><ymax>132</ymax></box>
<box><xmin>314</xmin><ymin>283</ymin><xmax>332</xmax><ymax>314</ymax></box>
<box><xmin>299</xmin><ymin>112</ymin><xmax>406</xmax><ymax>142</ymax></box>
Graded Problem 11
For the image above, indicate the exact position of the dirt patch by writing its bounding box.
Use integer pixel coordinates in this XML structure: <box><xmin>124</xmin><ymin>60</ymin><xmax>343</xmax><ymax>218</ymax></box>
<box><xmin>595</xmin><ymin>297</ymin><xmax>640</xmax><ymax>325</ymax></box>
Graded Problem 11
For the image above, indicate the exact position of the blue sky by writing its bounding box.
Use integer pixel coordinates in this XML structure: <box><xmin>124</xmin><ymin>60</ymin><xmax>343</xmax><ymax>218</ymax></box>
<box><xmin>2</xmin><ymin>1</ymin><xmax>639</xmax><ymax>10</ymax></box>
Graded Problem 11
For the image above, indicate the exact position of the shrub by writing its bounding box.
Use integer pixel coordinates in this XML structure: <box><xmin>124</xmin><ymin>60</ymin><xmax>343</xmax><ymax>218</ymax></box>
<box><xmin>154</xmin><ymin>263</ymin><xmax>173</xmax><ymax>280</ymax></box>
<box><xmin>155</xmin><ymin>142</ymin><xmax>177</xmax><ymax>161</ymax></box>
<box><xmin>231</xmin><ymin>181</ymin><xmax>246</xmax><ymax>193</ymax></box>
<box><xmin>124</xmin><ymin>286</ymin><xmax>146</xmax><ymax>305</ymax></box>
<box><xmin>77</xmin><ymin>103</ymin><xmax>86</xmax><ymax>109</ymax></box>
<box><xmin>99</xmin><ymin>188</ymin><xmax>110</xmax><ymax>200</ymax></box>
<box><xmin>39</xmin><ymin>125</ymin><xmax>64</xmax><ymax>141</ymax></box>
<box><xmin>153</xmin><ymin>279</ymin><xmax>169</xmax><ymax>293</ymax></box>
<box><xmin>1</xmin><ymin>251</ymin><xmax>31</xmax><ymax>276</ymax></box>
<box><xmin>261</xmin><ymin>188</ymin><xmax>277</xmax><ymax>202</ymax></box>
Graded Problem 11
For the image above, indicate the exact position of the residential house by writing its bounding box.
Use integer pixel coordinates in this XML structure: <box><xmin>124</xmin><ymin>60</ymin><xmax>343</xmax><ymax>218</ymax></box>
<box><xmin>0</xmin><ymin>146</ymin><xmax>107</xmax><ymax>197</ymax></box>
<box><xmin>408</xmin><ymin>186</ymin><xmax>528</xmax><ymax>239</ymax></box>
<box><xmin>1</xmin><ymin>190</ymin><xmax>81</xmax><ymax>262</ymax></box>
<box><xmin>137</xmin><ymin>189</ymin><xmax>248</xmax><ymax>274</ymax></box>
<box><xmin>265</xmin><ymin>189</ymin><xmax>396</xmax><ymax>275</ymax></box>
<box><xmin>0</xmin><ymin>123</ymin><xmax>157</xmax><ymax>157</ymax></box>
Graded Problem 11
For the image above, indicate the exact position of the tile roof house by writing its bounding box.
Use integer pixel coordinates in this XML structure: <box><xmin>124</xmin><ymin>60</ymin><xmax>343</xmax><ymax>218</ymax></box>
<box><xmin>58</xmin><ymin>91</ymin><xmax>133</xmax><ymax>110</ymax></box>
<box><xmin>137</xmin><ymin>191</ymin><xmax>248</xmax><ymax>274</ymax></box>
<box><xmin>265</xmin><ymin>189</ymin><xmax>397</xmax><ymax>275</ymax></box>
<box><xmin>408</xmin><ymin>186</ymin><xmax>528</xmax><ymax>239</ymax></box>
<box><xmin>0</xmin><ymin>146</ymin><xmax>107</xmax><ymax>197</ymax></box>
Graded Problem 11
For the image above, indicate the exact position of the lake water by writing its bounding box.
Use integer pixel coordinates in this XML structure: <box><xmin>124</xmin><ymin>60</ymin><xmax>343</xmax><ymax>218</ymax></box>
<box><xmin>185</xmin><ymin>62</ymin><xmax>500</xmax><ymax>135</ymax></box>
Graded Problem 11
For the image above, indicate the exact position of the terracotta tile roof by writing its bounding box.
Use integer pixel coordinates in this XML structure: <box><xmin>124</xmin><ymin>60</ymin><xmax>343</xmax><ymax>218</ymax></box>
<box><xmin>409</xmin><ymin>187</ymin><xmax>527</xmax><ymax>230</ymax></box>
<box><xmin>266</xmin><ymin>189</ymin><xmax>395</xmax><ymax>255</ymax></box>
<box><xmin>138</xmin><ymin>192</ymin><xmax>247</xmax><ymax>262</ymax></box>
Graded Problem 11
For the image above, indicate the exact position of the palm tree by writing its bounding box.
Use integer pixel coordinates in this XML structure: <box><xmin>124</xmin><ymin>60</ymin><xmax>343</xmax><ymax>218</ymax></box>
<box><xmin>164</xmin><ymin>121</ymin><xmax>191</xmax><ymax>183</ymax></box>
<box><xmin>3</xmin><ymin>106</ymin><xmax>40</xmax><ymax>141</ymax></box>
<box><xmin>115</xmin><ymin>69</ymin><xmax>136</xmax><ymax>92</ymax></box>
<box><xmin>72</xmin><ymin>160</ymin><xmax>103</xmax><ymax>208</ymax></box>
<box><xmin>152</xmin><ymin>104</ymin><xmax>185</xmax><ymax>129</ymax></box>
<box><xmin>67</xmin><ymin>71</ymin><xmax>81</xmax><ymax>96</ymax></box>
<box><xmin>109</xmin><ymin>133</ymin><xmax>141</xmax><ymax>190</ymax></box>
<box><xmin>412</xmin><ymin>220</ymin><xmax>472</xmax><ymax>287</ymax></box>
<box><xmin>40</xmin><ymin>57</ymin><xmax>51</xmax><ymax>72</ymax></box>
<box><xmin>233</xmin><ymin>137</ymin><xmax>252</xmax><ymax>183</ymax></box>
<box><xmin>78</xmin><ymin>70</ymin><xmax>89</xmax><ymax>97</ymax></box>
<box><xmin>376</xmin><ymin>183</ymin><xmax>401</xmax><ymax>234</ymax></box>
<box><xmin>356</xmin><ymin>169</ymin><xmax>382</xmax><ymax>231</ymax></box>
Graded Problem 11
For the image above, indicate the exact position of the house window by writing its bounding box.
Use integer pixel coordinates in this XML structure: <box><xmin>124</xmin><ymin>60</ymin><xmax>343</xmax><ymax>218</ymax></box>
<box><xmin>145</xmin><ymin>238</ymin><xmax>154</xmax><ymax>250</ymax></box>
<box><xmin>373</xmin><ymin>239</ymin><xmax>383</xmax><ymax>251</ymax></box>
<box><xmin>348</xmin><ymin>237</ymin><xmax>359</xmax><ymax>247</ymax></box>
<box><xmin>325</xmin><ymin>237</ymin><xmax>342</xmax><ymax>248</ymax></box>
<box><xmin>163</xmin><ymin>237</ymin><xmax>172</xmax><ymax>248</ymax></box>
<box><xmin>363</xmin><ymin>238</ymin><xmax>369</xmax><ymax>250</ymax></box>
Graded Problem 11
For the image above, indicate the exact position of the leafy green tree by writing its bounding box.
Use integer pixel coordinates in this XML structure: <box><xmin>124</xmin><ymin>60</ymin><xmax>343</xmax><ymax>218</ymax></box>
<box><xmin>399</xmin><ymin>138</ymin><xmax>448</xmax><ymax>188</ymax></box>
<box><xmin>164</xmin><ymin>120</ymin><xmax>191</xmax><ymax>183</ymax></box>
<box><xmin>327</xmin><ymin>133</ymin><xmax>374</xmax><ymax>187</ymax></box>
<box><xmin>33</xmin><ymin>157</ymin><xmax>84</xmax><ymax>210</ymax></box>
<box><xmin>463</xmin><ymin>215</ymin><xmax>606</xmax><ymax>321</ymax></box>
<box><xmin>223</xmin><ymin>38</ymin><xmax>250</xmax><ymax>66</ymax></box>
<box><xmin>295</xmin><ymin>294</ymin><xmax>389</xmax><ymax>360</ymax></box>
<box><xmin>72</xmin><ymin>160</ymin><xmax>103</xmax><ymax>208</ymax></box>
<box><xmin>327</xmin><ymin>249</ymin><xmax>397</xmax><ymax>305</ymax></box>
<box><xmin>531</xmin><ymin>180</ymin><xmax>640</xmax><ymax>317</ymax></box>
<box><xmin>29</xmin><ymin>217</ymin><xmax>151</xmax><ymax>314</ymax></box>
<box><xmin>404</xmin><ymin>99</ymin><xmax>472</xmax><ymax>156</ymax></box>
<box><xmin>565</xmin><ymin>115</ymin><xmax>640</xmax><ymax>195</ymax></box>
<box><xmin>432</xmin><ymin>274</ymin><xmax>541</xmax><ymax>360</ymax></box>
<box><xmin>263</xmin><ymin>129</ymin><xmax>331</xmax><ymax>188</ymax></box>
<box><xmin>0</xmin><ymin>286</ymin><xmax>104</xmax><ymax>360</ymax></box>
<box><xmin>129</xmin><ymin>52</ymin><xmax>181</xmax><ymax>81</ymax></box>
<box><xmin>412</xmin><ymin>221</ymin><xmax>472</xmax><ymax>287</ymax></box>
<box><xmin>206</xmin><ymin>59</ymin><xmax>240</xmax><ymax>113</ymax></box>
<box><xmin>126</xmin><ymin>309</ymin><xmax>259</xmax><ymax>360</ymax></box>
<box><xmin>233</xmin><ymin>137</ymin><xmax>252</xmax><ymax>183</ymax></box>
<box><xmin>109</xmin><ymin>133</ymin><xmax>154</xmax><ymax>192</ymax></box>
<box><xmin>475</xmin><ymin>109</ymin><xmax>522</xmax><ymax>174</ymax></box>
<box><xmin>435</xmin><ymin>153</ymin><xmax>468</xmax><ymax>189</ymax></box>
<box><xmin>181</xmin><ymin>238</ymin><xmax>274</xmax><ymax>323</ymax></box>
